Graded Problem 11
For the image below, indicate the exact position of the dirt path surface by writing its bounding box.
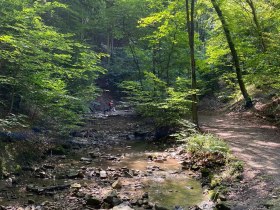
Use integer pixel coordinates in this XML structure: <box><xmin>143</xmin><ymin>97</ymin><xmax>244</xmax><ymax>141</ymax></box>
<box><xmin>200</xmin><ymin>111</ymin><xmax>280</xmax><ymax>210</ymax></box>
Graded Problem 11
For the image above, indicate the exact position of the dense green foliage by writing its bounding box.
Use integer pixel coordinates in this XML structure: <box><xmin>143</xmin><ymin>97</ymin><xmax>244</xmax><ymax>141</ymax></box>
<box><xmin>121</xmin><ymin>73</ymin><xmax>193</xmax><ymax>126</ymax></box>
<box><xmin>0</xmin><ymin>0</ymin><xmax>105</xmax><ymax>132</ymax></box>
<box><xmin>0</xmin><ymin>0</ymin><xmax>279</xmax><ymax>131</ymax></box>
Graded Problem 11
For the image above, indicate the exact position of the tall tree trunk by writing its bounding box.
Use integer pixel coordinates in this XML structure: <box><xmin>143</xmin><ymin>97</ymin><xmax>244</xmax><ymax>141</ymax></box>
<box><xmin>211</xmin><ymin>0</ymin><xmax>253</xmax><ymax>108</ymax></box>
<box><xmin>186</xmin><ymin>0</ymin><xmax>198</xmax><ymax>126</ymax></box>
<box><xmin>128</xmin><ymin>39</ymin><xmax>143</xmax><ymax>87</ymax></box>
<box><xmin>245</xmin><ymin>0</ymin><xmax>266</xmax><ymax>52</ymax></box>
<box><xmin>165</xmin><ymin>32</ymin><xmax>177</xmax><ymax>86</ymax></box>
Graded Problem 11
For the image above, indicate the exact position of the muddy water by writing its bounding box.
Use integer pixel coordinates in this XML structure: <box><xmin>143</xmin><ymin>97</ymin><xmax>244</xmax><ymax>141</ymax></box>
<box><xmin>0</xmin><ymin>108</ymin><xmax>209</xmax><ymax>210</ymax></box>
<box><xmin>146</xmin><ymin>178</ymin><xmax>204</xmax><ymax>209</ymax></box>
<box><xmin>0</xmin><ymin>139</ymin><xmax>207</xmax><ymax>209</ymax></box>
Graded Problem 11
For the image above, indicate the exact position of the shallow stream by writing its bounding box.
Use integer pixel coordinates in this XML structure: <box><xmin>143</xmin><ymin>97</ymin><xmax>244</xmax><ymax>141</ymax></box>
<box><xmin>0</xmin><ymin>113</ymin><xmax>208</xmax><ymax>209</ymax></box>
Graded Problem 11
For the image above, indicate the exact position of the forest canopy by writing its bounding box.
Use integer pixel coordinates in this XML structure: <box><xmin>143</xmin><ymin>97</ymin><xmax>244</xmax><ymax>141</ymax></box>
<box><xmin>0</xmin><ymin>0</ymin><xmax>279</xmax><ymax>132</ymax></box>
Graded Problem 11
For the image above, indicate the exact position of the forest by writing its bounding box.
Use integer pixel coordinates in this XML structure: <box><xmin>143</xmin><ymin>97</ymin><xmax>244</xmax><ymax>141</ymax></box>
<box><xmin>0</xmin><ymin>0</ymin><xmax>279</xmax><ymax>210</ymax></box>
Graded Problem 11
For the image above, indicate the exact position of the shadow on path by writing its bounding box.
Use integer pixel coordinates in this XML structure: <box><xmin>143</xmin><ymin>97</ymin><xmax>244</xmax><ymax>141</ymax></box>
<box><xmin>200</xmin><ymin>111</ymin><xmax>280</xmax><ymax>209</ymax></box>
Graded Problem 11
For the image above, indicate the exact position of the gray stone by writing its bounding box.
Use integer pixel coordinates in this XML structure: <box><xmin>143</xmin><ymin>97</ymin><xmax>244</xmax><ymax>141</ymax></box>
<box><xmin>112</xmin><ymin>204</ymin><xmax>134</xmax><ymax>210</ymax></box>
<box><xmin>88</xmin><ymin>152</ymin><xmax>99</xmax><ymax>158</ymax></box>
<box><xmin>85</xmin><ymin>195</ymin><xmax>101</xmax><ymax>207</ymax></box>
<box><xmin>104</xmin><ymin>191</ymin><xmax>122</xmax><ymax>207</ymax></box>
<box><xmin>80</xmin><ymin>157</ymin><xmax>93</xmax><ymax>162</ymax></box>
<box><xmin>67</xmin><ymin>171</ymin><xmax>79</xmax><ymax>179</ymax></box>
<box><xmin>100</xmin><ymin>170</ymin><xmax>107</xmax><ymax>178</ymax></box>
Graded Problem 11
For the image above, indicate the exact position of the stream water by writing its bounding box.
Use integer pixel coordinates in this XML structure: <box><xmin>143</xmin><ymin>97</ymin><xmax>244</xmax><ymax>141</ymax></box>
<box><xmin>0</xmin><ymin>111</ymin><xmax>209</xmax><ymax>209</ymax></box>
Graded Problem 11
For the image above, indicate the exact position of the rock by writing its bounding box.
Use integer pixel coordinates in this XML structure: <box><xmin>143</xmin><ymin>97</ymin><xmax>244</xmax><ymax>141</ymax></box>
<box><xmin>134</xmin><ymin>131</ymin><xmax>146</xmax><ymax>139</ymax></box>
<box><xmin>80</xmin><ymin>157</ymin><xmax>93</xmax><ymax>162</ymax></box>
<box><xmin>59</xmin><ymin>155</ymin><xmax>66</xmax><ymax>159</ymax></box>
<box><xmin>219</xmin><ymin>194</ymin><xmax>227</xmax><ymax>201</ymax></box>
<box><xmin>41</xmin><ymin>201</ymin><xmax>50</xmax><ymax>206</ymax></box>
<box><xmin>137</xmin><ymin>199</ymin><xmax>143</xmax><ymax>206</ymax></box>
<box><xmin>147</xmin><ymin>155</ymin><xmax>153</xmax><ymax>160</ymax></box>
<box><xmin>154</xmin><ymin>204</ymin><xmax>169</xmax><ymax>210</ymax></box>
<box><xmin>126</xmin><ymin>134</ymin><xmax>135</xmax><ymax>140</ymax></box>
<box><xmin>142</xmin><ymin>192</ymin><xmax>149</xmax><ymax>199</ymax></box>
<box><xmin>43</xmin><ymin>164</ymin><xmax>55</xmax><ymax>170</ymax></box>
<box><xmin>28</xmin><ymin>199</ymin><xmax>35</xmax><ymax>204</ymax></box>
<box><xmin>215</xmin><ymin>202</ymin><xmax>231</xmax><ymax>210</ymax></box>
<box><xmin>77</xmin><ymin>171</ymin><xmax>85</xmax><ymax>178</ymax></box>
<box><xmin>71</xmin><ymin>183</ymin><xmax>81</xmax><ymax>189</ymax></box>
<box><xmin>75</xmin><ymin>192</ymin><xmax>85</xmax><ymax>198</ymax></box>
<box><xmin>112</xmin><ymin>180</ymin><xmax>122</xmax><ymax>189</ymax></box>
<box><xmin>26</xmin><ymin>184</ymin><xmax>70</xmax><ymax>194</ymax></box>
<box><xmin>124</xmin><ymin>171</ymin><xmax>133</xmax><ymax>178</ymax></box>
<box><xmin>130</xmin><ymin>199</ymin><xmax>138</xmax><ymax>205</ymax></box>
<box><xmin>104</xmin><ymin>191</ymin><xmax>122</xmax><ymax>207</ymax></box>
<box><xmin>107</xmin><ymin>155</ymin><xmax>118</xmax><ymax>160</ymax></box>
<box><xmin>89</xmin><ymin>152</ymin><xmax>99</xmax><ymax>158</ymax></box>
<box><xmin>189</xmin><ymin>205</ymin><xmax>202</xmax><ymax>210</ymax></box>
<box><xmin>177</xmin><ymin>149</ymin><xmax>185</xmax><ymax>155</ymax></box>
<box><xmin>112</xmin><ymin>204</ymin><xmax>134</xmax><ymax>210</ymax></box>
<box><xmin>143</xmin><ymin>200</ymin><xmax>148</xmax><ymax>205</ymax></box>
<box><xmin>154</xmin><ymin>158</ymin><xmax>164</xmax><ymax>163</ymax></box>
<box><xmin>102</xmin><ymin>202</ymin><xmax>112</xmax><ymax>209</ymax></box>
<box><xmin>85</xmin><ymin>195</ymin><xmax>101</xmax><ymax>207</ymax></box>
<box><xmin>67</xmin><ymin>171</ymin><xmax>79</xmax><ymax>179</ymax></box>
<box><xmin>37</xmin><ymin>171</ymin><xmax>49</xmax><ymax>178</ymax></box>
<box><xmin>100</xmin><ymin>170</ymin><xmax>107</xmax><ymax>178</ymax></box>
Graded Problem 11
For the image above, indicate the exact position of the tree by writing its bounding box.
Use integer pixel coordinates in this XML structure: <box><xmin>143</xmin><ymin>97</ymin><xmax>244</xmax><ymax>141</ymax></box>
<box><xmin>211</xmin><ymin>0</ymin><xmax>253</xmax><ymax>108</ymax></box>
<box><xmin>0</xmin><ymin>0</ymin><xmax>105</xmax><ymax>132</ymax></box>
<box><xmin>244</xmin><ymin>0</ymin><xmax>266</xmax><ymax>52</ymax></box>
<box><xmin>186</xmin><ymin>0</ymin><xmax>198</xmax><ymax>126</ymax></box>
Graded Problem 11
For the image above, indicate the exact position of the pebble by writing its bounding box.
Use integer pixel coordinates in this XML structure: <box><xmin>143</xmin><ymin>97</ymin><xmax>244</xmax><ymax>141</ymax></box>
<box><xmin>100</xmin><ymin>170</ymin><xmax>107</xmax><ymax>178</ymax></box>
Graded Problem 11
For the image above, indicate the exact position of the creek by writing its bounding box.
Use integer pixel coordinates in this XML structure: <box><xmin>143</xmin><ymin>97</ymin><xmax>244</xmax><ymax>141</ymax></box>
<box><xmin>0</xmin><ymin>109</ymin><xmax>211</xmax><ymax>210</ymax></box>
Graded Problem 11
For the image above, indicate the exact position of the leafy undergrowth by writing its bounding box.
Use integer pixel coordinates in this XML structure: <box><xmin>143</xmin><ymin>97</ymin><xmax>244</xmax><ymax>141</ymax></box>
<box><xmin>176</xmin><ymin>127</ymin><xmax>244</xmax><ymax>209</ymax></box>
<box><xmin>0</xmin><ymin>136</ymin><xmax>51</xmax><ymax>178</ymax></box>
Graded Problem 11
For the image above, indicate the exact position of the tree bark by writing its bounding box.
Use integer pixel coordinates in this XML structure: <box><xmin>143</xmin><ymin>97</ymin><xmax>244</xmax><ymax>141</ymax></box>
<box><xmin>186</xmin><ymin>0</ymin><xmax>198</xmax><ymax>126</ymax></box>
<box><xmin>211</xmin><ymin>0</ymin><xmax>253</xmax><ymax>108</ymax></box>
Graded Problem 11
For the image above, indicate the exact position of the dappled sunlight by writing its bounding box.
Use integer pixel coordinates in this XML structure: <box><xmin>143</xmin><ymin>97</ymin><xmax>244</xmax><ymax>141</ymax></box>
<box><xmin>200</xmin><ymin>113</ymin><xmax>280</xmax><ymax>177</ymax></box>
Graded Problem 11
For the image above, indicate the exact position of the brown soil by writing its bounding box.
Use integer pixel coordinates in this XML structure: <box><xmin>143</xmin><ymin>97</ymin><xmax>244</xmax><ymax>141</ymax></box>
<box><xmin>200</xmin><ymin>110</ymin><xmax>280</xmax><ymax>210</ymax></box>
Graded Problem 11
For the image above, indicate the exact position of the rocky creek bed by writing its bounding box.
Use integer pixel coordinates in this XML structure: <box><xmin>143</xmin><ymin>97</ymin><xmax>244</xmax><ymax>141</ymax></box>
<box><xmin>0</xmin><ymin>109</ymin><xmax>214</xmax><ymax>210</ymax></box>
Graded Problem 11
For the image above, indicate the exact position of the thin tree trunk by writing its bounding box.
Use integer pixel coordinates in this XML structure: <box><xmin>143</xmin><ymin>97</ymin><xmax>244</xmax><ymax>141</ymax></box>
<box><xmin>211</xmin><ymin>0</ymin><xmax>253</xmax><ymax>108</ymax></box>
<box><xmin>122</xmin><ymin>18</ymin><xmax>143</xmax><ymax>87</ymax></box>
<box><xmin>128</xmin><ymin>39</ymin><xmax>143</xmax><ymax>87</ymax></box>
<box><xmin>245</xmin><ymin>0</ymin><xmax>266</xmax><ymax>52</ymax></box>
<box><xmin>165</xmin><ymin>32</ymin><xmax>177</xmax><ymax>86</ymax></box>
<box><xmin>8</xmin><ymin>87</ymin><xmax>15</xmax><ymax>115</ymax></box>
<box><xmin>152</xmin><ymin>47</ymin><xmax>157</xmax><ymax>75</ymax></box>
<box><xmin>186</xmin><ymin>0</ymin><xmax>198</xmax><ymax>126</ymax></box>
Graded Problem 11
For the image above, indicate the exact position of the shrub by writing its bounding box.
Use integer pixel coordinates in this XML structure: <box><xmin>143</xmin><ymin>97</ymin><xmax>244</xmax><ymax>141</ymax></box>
<box><xmin>120</xmin><ymin>72</ymin><xmax>193</xmax><ymax>127</ymax></box>
<box><xmin>184</xmin><ymin>133</ymin><xmax>230</xmax><ymax>155</ymax></box>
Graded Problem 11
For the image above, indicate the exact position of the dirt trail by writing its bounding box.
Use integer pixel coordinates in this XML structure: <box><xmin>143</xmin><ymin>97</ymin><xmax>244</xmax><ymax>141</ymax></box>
<box><xmin>200</xmin><ymin>111</ymin><xmax>280</xmax><ymax>209</ymax></box>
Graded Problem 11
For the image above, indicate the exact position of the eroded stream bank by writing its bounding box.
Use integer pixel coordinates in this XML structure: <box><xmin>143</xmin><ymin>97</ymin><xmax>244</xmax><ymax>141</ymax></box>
<box><xmin>0</xmin><ymin>109</ymin><xmax>213</xmax><ymax>210</ymax></box>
